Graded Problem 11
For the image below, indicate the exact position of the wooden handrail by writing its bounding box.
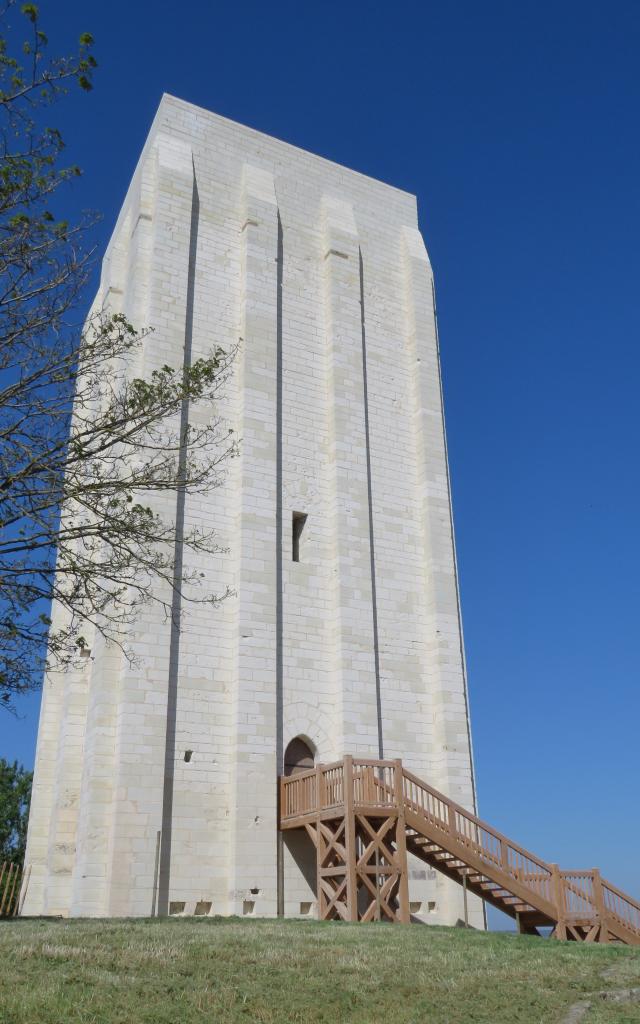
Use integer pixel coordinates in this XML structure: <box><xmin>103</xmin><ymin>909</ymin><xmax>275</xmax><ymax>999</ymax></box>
<box><xmin>402</xmin><ymin>767</ymin><xmax>552</xmax><ymax>877</ymax></box>
<box><xmin>602</xmin><ymin>876</ymin><xmax>640</xmax><ymax>914</ymax></box>
<box><xmin>600</xmin><ymin>876</ymin><xmax>640</xmax><ymax>935</ymax></box>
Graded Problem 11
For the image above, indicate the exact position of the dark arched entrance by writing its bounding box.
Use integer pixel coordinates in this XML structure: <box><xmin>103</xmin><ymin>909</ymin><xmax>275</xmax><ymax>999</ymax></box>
<box><xmin>284</xmin><ymin>737</ymin><xmax>314</xmax><ymax>777</ymax></box>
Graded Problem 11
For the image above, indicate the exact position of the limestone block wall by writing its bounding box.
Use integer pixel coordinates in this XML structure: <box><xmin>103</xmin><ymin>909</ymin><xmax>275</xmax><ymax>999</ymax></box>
<box><xmin>23</xmin><ymin>95</ymin><xmax>481</xmax><ymax>927</ymax></box>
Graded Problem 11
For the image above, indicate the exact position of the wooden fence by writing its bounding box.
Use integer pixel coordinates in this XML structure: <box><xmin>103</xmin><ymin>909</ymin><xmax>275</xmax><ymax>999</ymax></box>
<box><xmin>0</xmin><ymin>861</ymin><xmax>28</xmax><ymax>917</ymax></box>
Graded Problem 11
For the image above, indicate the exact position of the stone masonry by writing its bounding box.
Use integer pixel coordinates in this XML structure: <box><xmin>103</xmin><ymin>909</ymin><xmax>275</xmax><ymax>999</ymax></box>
<box><xmin>23</xmin><ymin>96</ymin><xmax>483</xmax><ymax>927</ymax></box>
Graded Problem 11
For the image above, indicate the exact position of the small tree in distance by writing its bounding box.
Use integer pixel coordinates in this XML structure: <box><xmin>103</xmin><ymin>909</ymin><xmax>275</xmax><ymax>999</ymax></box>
<box><xmin>0</xmin><ymin>3</ymin><xmax>237</xmax><ymax>709</ymax></box>
<box><xmin>0</xmin><ymin>759</ymin><xmax>32</xmax><ymax>864</ymax></box>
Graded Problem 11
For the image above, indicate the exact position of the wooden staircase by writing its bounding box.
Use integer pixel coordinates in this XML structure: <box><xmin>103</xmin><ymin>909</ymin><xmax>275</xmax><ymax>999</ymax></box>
<box><xmin>279</xmin><ymin>756</ymin><xmax>640</xmax><ymax>945</ymax></box>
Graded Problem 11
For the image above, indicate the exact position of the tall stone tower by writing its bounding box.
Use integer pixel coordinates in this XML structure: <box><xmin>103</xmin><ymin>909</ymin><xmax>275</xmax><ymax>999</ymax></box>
<box><xmin>24</xmin><ymin>96</ymin><xmax>481</xmax><ymax>926</ymax></box>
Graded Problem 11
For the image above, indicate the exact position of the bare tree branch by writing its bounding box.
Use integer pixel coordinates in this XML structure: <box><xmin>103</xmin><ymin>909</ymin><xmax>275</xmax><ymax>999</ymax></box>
<box><xmin>0</xmin><ymin>4</ymin><xmax>237</xmax><ymax>709</ymax></box>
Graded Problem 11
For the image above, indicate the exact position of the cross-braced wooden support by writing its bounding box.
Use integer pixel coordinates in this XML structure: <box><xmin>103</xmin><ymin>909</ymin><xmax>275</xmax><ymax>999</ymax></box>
<box><xmin>551</xmin><ymin>921</ymin><xmax>611</xmax><ymax>943</ymax></box>
<box><xmin>302</xmin><ymin>756</ymin><xmax>410</xmax><ymax>923</ymax></box>
<box><xmin>304</xmin><ymin>810</ymin><xmax>410</xmax><ymax>923</ymax></box>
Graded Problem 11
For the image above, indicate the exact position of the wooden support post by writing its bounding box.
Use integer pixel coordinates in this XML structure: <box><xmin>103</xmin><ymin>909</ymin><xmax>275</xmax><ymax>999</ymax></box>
<box><xmin>151</xmin><ymin>830</ymin><xmax>161</xmax><ymax>917</ymax></box>
<box><xmin>463</xmin><ymin>871</ymin><xmax>469</xmax><ymax>928</ymax></box>
<box><xmin>344</xmin><ymin>756</ymin><xmax>358</xmax><ymax>921</ymax></box>
<box><xmin>314</xmin><ymin>764</ymin><xmax>324</xmax><ymax>920</ymax></box>
<box><xmin>550</xmin><ymin>864</ymin><xmax>566</xmax><ymax>940</ymax></box>
<box><xmin>394</xmin><ymin>760</ymin><xmax>410</xmax><ymax>924</ymax></box>
<box><xmin>592</xmin><ymin>869</ymin><xmax>609</xmax><ymax>943</ymax></box>
<box><xmin>315</xmin><ymin>822</ymin><xmax>324</xmax><ymax>920</ymax></box>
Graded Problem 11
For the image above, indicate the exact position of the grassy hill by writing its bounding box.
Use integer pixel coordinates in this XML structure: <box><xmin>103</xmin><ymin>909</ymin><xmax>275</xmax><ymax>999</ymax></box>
<box><xmin>1</xmin><ymin>917</ymin><xmax>639</xmax><ymax>1023</ymax></box>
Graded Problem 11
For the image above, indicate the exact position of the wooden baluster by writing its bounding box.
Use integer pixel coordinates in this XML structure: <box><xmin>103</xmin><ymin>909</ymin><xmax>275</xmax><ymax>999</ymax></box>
<box><xmin>317</xmin><ymin>763</ymin><xmax>325</xmax><ymax>810</ymax></box>
<box><xmin>500</xmin><ymin>840</ymin><xmax>509</xmax><ymax>874</ymax></box>
<box><xmin>448</xmin><ymin>799</ymin><xmax>457</xmax><ymax>837</ymax></box>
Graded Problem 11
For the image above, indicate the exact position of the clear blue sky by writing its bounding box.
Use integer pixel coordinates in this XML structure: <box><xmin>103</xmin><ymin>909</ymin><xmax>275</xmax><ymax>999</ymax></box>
<box><xmin>2</xmin><ymin>0</ymin><xmax>639</xmax><ymax>906</ymax></box>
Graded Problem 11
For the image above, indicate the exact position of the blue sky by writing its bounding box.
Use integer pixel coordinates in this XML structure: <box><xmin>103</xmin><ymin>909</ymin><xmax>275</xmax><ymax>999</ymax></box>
<box><xmin>2</xmin><ymin>0</ymin><xmax>639</xmax><ymax>907</ymax></box>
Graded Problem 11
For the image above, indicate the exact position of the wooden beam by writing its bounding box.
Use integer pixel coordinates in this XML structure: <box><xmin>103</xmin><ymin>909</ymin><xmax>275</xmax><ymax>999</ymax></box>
<box><xmin>344</xmin><ymin>758</ymin><xmax>358</xmax><ymax>922</ymax></box>
<box><xmin>394</xmin><ymin>760</ymin><xmax>410</xmax><ymax>925</ymax></box>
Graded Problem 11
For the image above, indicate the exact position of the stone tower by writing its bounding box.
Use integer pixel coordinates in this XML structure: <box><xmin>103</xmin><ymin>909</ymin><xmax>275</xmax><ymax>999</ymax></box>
<box><xmin>23</xmin><ymin>96</ymin><xmax>482</xmax><ymax>926</ymax></box>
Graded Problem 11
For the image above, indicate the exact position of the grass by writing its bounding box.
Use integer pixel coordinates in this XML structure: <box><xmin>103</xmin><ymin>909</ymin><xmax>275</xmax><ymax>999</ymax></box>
<box><xmin>0</xmin><ymin>917</ymin><xmax>639</xmax><ymax>1023</ymax></box>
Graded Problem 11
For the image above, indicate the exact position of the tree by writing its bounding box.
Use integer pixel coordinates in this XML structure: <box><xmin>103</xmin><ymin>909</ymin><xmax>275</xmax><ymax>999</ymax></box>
<box><xmin>0</xmin><ymin>759</ymin><xmax>32</xmax><ymax>863</ymax></box>
<box><xmin>0</xmin><ymin>3</ymin><xmax>237</xmax><ymax>708</ymax></box>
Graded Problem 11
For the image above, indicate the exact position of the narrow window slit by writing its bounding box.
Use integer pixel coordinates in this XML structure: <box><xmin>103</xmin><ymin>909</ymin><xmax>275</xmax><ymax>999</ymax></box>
<box><xmin>292</xmin><ymin>512</ymin><xmax>307</xmax><ymax>562</ymax></box>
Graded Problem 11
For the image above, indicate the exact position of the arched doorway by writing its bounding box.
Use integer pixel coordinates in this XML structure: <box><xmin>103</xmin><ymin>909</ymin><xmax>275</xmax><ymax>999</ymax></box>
<box><xmin>284</xmin><ymin>737</ymin><xmax>314</xmax><ymax>777</ymax></box>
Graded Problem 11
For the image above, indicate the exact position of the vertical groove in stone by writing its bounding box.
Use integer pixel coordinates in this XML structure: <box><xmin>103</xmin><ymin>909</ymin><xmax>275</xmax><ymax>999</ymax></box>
<box><xmin>358</xmin><ymin>248</ymin><xmax>384</xmax><ymax>760</ymax></box>
<box><xmin>276</xmin><ymin>213</ymin><xmax>284</xmax><ymax>772</ymax></box>
<box><xmin>157</xmin><ymin>172</ymin><xmax>200</xmax><ymax>916</ymax></box>
<box><xmin>275</xmin><ymin>212</ymin><xmax>284</xmax><ymax>915</ymax></box>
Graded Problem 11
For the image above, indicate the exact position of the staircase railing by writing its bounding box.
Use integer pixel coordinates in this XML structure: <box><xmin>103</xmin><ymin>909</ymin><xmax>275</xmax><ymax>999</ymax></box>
<box><xmin>401</xmin><ymin>767</ymin><xmax>556</xmax><ymax>908</ymax></box>
<box><xmin>602</xmin><ymin>877</ymin><xmax>640</xmax><ymax>936</ymax></box>
<box><xmin>281</xmin><ymin>758</ymin><xmax>398</xmax><ymax>819</ymax></box>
